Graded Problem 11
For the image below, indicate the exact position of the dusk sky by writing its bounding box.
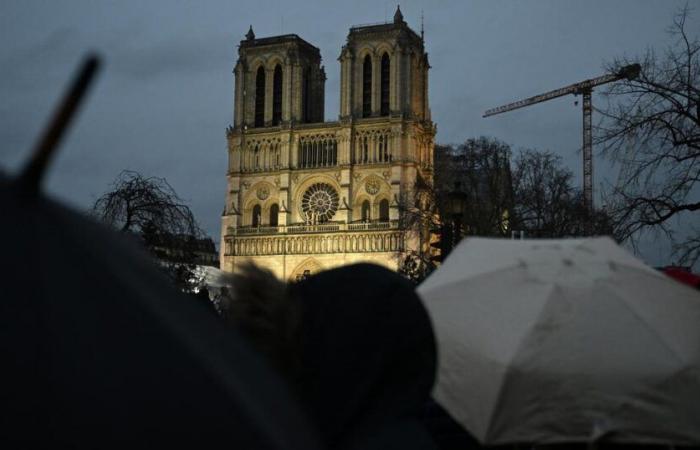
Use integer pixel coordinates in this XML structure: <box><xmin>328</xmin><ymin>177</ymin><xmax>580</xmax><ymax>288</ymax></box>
<box><xmin>1</xmin><ymin>0</ymin><xmax>697</xmax><ymax>267</ymax></box>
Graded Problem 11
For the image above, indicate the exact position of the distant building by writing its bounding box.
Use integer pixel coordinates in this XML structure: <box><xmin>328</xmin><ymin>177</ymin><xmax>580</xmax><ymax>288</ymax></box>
<box><xmin>220</xmin><ymin>7</ymin><xmax>436</xmax><ymax>280</ymax></box>
<box><xmin>149</xmin><ymin>234</ymin><xmax>219</xmax><ymax>267</ymax></box>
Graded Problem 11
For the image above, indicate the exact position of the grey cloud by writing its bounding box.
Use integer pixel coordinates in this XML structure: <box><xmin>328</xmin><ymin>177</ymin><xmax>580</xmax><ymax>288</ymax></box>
<box><xmin>110</xmin><ymin>35</ymin><xmax>232</xmax><ymax>81</ymax></box>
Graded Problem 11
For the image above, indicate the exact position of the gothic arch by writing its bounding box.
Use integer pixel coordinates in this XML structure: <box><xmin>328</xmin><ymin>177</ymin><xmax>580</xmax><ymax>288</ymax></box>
<box><xmin>361</xmin><ymin>200</ymin><xmax>371</xmax><ymax>222</ymax></box>
<box><xmin>248</xmin><ymin>57</ymin><xmax>268</xmax><ymax>73</ymax></box>
<box><xmin>355</xmin><ymin>46</ymin><xmax>376</xmax><ymax>60</ymax></box>
<box><xmin>351</xmin><ymin>191</ymin><xmax>371</xmax><ymax>219</ymax></box>
<box><xmin>377</xmin><ymin>197</ymin><xmax>390</xmax><ymax>221</ymax></box>
<box><xmin>374</xmin><ymin>43</ymin><xmax>394</xmax><ymax>58</ymax></box>
<box><xmin>269</xmin><ymin>203</ymin><xmax>279</xmax><ymax>226</ymax></box>
<box><xmin>290</xmin><ymin>257</ymin><xmax>324</xmax><ymax>281</ymax></box>
<box><xmin>265</xmin><ymin>54</ymin><xmax>285</xmax><ymax>71</ymax></box>
<box><xmin>251</xmin><ymin>204</ymin><xmax>262</xmax><ymax>227</ymax></box>
<box><xmin>243</xmin><ymin>181</ymin><xmax>276</xmax><ymax>208</ymax></box>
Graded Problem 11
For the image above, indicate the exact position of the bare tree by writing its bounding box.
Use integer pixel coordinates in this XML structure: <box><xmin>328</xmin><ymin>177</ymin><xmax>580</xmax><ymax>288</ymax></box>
<box><xmin>396</xmin><ymin>173</ymin><xmax>441</xmax><ymax>283</ymax></box>
<box><xmin>397</xmin><ymin>138</ymin><xmax>514</xmax><ymax>283</ymax></box>
<box><xmin>512</xmin><ymin>149</ymin><xmax>587</xmax><ymax>237</ymax></box>
<box><xmin>597</xmin><ymin>5</ymin><xmax>699</xmax><ymax>264</ymax></box>
<box><xmin>92</xmin><ymin>170</ymin><xmax>205</xmax><ymax>291</ymax></box>
<box><xmin>438</xmin><ymin>138</ymin><xmax>514</xmax><ymax>237</ymax></box>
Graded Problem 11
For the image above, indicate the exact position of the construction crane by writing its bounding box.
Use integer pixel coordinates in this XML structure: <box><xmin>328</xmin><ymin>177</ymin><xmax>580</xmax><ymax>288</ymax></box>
<box><xmin>483</xmin><ymin>64</ymin><xmax>640</xmax><ymax>217</ymax></box>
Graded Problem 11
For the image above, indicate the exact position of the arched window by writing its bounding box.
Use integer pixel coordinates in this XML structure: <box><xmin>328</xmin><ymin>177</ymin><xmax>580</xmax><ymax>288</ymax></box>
<box><xmin>379</xmin><ymin>199</ymin><xmax>389</xmax><ymax>221</ymax></box>
<box><xmin>269</xmin><ymin>204</ymin><xmax>279</xmax><ymax>226</ymax></box>
<box><xmin>362</xmin><ymin>55</ymin><xmax>372</xmax><ymax>118</ymax></box>
<box><xmin>380</xmin><ymin>53</ymin><xmax>390</xmax><ymax>116</ymax></box>
<box><xmin>361</xmin><ymin>200</ymin><xmax>371</xmax><ymax>222</ymax></box>
<box><xmin>252</xmin><ymin>204</ymin><xmax>261</xmax><ymax>227</ymax></box>
<box><xmin>272</xmin><ymin>65</ymin><xmax>283</xmax><ymax>125</ymax></box>
<box><xmin>254</xmin><ymin>66</ymin><xmax>265</xmax><ymax>127</ymax></box>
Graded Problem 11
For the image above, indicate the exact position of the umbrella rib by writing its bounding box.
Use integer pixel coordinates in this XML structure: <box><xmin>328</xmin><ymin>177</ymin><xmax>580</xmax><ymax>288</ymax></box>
<box><xmin>481</xmin><ymin>282</ymin><xmax>560</xmax><ymax>444</ymax></box>
<box><xmin>420</xmin><ymin>262</ymin><xmax>524</xmax><ymax>294</ymax></box>
<box><xmin>607</xmin><ymin>282</ymin><xmax>688</xmax><ymax>367</ymax></box>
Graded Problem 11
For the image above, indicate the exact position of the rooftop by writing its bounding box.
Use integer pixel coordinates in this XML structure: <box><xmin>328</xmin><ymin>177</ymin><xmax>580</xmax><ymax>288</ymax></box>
<box><xmin>239</xmin><ymin>31</ymin><xmax>320</xmax><ymax>55</ymax></box>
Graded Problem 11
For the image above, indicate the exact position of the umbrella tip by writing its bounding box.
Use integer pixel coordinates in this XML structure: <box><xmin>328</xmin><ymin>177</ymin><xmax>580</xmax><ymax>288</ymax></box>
<box><xmin>14</xmin><ymin>53</ymin><xmax>101</xmax><ymax>198</ymax></box>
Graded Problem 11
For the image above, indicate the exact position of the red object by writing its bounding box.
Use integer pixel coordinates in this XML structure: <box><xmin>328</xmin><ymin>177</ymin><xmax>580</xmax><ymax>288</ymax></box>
<box><xmin>663</xmin><ymin>267</ymin><xmax>700</xmax><ymax>288</ymax></box>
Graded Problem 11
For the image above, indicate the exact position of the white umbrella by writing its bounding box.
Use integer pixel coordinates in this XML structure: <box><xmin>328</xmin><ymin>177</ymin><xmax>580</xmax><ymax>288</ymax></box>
<box><xmin>417</xmin><ymin>237</ymin><xmax>700</xmax><ymax>446</ymax></box>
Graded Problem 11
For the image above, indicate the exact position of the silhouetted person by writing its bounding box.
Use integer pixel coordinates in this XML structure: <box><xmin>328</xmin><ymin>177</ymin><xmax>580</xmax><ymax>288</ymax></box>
<box><xmin>222</xmin><ymin>263</ymin><xmax>439</xmax><ymax>450</ymax></box>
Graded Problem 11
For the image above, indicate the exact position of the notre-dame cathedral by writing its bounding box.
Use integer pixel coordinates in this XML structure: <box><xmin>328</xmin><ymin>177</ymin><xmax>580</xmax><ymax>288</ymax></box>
<box><xmin>220</xmin><ymin>7</ymin><xmax>435</xmax><ymax>280</ymax></box>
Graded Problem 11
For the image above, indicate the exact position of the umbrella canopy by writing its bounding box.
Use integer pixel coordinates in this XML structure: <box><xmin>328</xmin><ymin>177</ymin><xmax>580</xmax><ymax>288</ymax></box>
<box><xmin>417</xmin><ymin>237</ymin><xmax>700</xmax><ymax>446</ymax></box>
<box><xmin>0</xmin><ymin>179</ymin><xmax>321</xmax><ymax>449</ymax></box>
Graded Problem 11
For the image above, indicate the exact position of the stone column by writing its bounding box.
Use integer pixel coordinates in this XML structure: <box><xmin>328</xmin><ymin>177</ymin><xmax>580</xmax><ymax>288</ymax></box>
<box><xmin>354</xmin><ymin>57</ymin><xmax>363</xmax><ymax>117</ymax></box>
<box><xmin>423</xmin><ymin>57</ymin><xmax>430</xmax><ymax>120</ymax></box>
<box><xmin>245</xmin><ymin>69</ymin><xmax>255</xmax><ymax>128</ymax></box>
<box><xmin>337</xmin><ymin>168</ymin><xmax>351</xmax><ymax>223</ymax></box>
<box><xmin>404</xmin><ymin>51</ymin><xmax>412</xmax><ymax>114</ymax></box>
<box><xmin>292</xmin><ymin>63</ymin><xmax>303</xmax><ymax>122</ymax></box>
<box><xmin>289</xmin><ymin>133</ymin><xmax>298</xmax><ymax>168</ymax></box>
<box><xmin>283</xmin><ymin>60</ymin><xmax>293</xmax><ymax>122</ymax></box>
<box><xmin>234</xmin><ymin>61</ymin><xmax>244</xmax><ymax>127</ymax></box>
<box><xmin>229</xmin><ymin>135</ymin><xmax>242</xmax><ymax>172</ymax></box>
<box><xmin>279</xmin><ymin>172</ymin><xmax>291</xmax><ymax>226</ymax></box>
<box><xmin>390</xmin><ymin>49</ymin><xmax>399</xmax><ymax>114</ymax></box>
<box><xmin>339</xmin><ymin>50</ymin><xmax>353</xmax><ymax>118</ymax></box>
<box><xmin>343</xmin><ymin>126</ymin><xmax>354</xmax><ymax>165</ymax></box>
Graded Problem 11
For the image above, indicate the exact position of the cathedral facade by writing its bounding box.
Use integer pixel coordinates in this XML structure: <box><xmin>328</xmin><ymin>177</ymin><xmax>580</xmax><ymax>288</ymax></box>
<box><xmin>220</xmin><ymin>8</ymin><xmax>435</xmax><ymax>280</ymax></box>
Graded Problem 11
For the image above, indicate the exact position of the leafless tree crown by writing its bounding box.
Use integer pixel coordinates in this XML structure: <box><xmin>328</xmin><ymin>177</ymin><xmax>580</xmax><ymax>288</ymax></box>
<box><xmin>597</xmin><ymin>5</ymin><xmax>699</xmax><ymax>264</ymax></box>
<box><xmin>91</xmin><ymin>170</ymin><xmax>202</xmax><ymax>239</ymax></box>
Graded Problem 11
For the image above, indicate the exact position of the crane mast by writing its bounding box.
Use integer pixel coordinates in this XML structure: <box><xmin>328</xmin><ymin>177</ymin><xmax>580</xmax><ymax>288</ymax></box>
<box><xmin>483</xmin><ymin>64</ymin><xmax>640</xmax><ymax>226</ymax></box>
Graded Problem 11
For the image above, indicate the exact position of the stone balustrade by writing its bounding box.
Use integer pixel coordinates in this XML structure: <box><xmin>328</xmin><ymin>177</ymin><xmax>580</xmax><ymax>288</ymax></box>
<box><xmin>224</xmin><ymin>229</ymin><xmax>404</xmax><ymax>257</ymax></box>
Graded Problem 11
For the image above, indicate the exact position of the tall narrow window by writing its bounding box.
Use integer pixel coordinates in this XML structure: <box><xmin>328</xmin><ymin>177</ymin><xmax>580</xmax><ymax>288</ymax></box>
<box><xmin>252</xmin><ymin>204</ymin><xmax>262</xmax><ymax>227</ymax></box>
<box><xmin>269</xmin><ymin>204</ymin><xmax>279</xmax><ymax>226</ymax></box>
<box><xmin>361</xmin><ymin>200</ymin><xmax>371</xmax><ymax>222</ymax></box>
<box><xmin>254</xmin><ymin>67</ymin><xmax>265</xmax><ymax>127</ymax></box>
<box><xmin>272</xmin><ymin>65</ymin><xmax>282</xmax><ymax>125</ymax></box>
<box><xmin>362</xmin><ymin>55</ymin><xmax>372</xmax><ymax>118</ymax></box>
<box><xmin>379</xmin><ymin>199</ymin><xmax>389</xmax><ymax>221</ymax></box>
<box><xmin>380</xmin><ymin>53</ymin><xmax>390</xmax><ymax>116</ymax></box>
<box><xmin>303</xmin><ymin>68</ymin><xmax>312</xmax><ymax>123</ymax></box>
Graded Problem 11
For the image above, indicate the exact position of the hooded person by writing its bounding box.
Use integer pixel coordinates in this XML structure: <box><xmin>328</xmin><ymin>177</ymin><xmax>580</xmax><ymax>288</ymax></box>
<box><xmin>290</xmin><ymin>263</ymin><xmax>439</xmax><ymax>450</ymax></box>
<box><xmin>222</xmin><ymin>263</ymin><xmax>439</xmax><ymax>450</ymax></box>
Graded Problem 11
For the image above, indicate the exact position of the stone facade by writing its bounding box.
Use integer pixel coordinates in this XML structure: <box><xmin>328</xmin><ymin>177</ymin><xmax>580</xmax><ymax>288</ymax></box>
<box><xmin>221</xmin><ymin>8</ymin><xmax>436</xmax><ymax>280</ymax></box>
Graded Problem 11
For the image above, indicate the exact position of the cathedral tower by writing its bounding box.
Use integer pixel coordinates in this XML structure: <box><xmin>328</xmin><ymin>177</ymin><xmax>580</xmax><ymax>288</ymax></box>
<box><xmin>233</xmin><ymin>27</ymin><xmax>325</xmax><ymax>129</ymax></box>
<box><xmin>221</xmin><ymin>8</ymin><xmax>436</xmax><ymax>280</ymax></box>
<box><xmin>339</xmin><ymin>6</ymin><xmax>430</xmax><ymax>123</ymax></box>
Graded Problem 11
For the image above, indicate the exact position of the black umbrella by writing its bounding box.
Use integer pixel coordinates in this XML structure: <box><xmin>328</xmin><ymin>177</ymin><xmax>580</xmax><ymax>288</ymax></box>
<box><xmin>1</xmin><ymin>55</ymin><xmax>320</xmax><ymax>449</ymax></box>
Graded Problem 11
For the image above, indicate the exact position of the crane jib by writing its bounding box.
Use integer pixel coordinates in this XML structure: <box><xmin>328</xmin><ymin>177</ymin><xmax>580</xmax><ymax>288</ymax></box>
<box><xmin>482</xmin><ymin>64</ymin><xmax>639</xmax><ymax>118</ymax></box>
<box><xmin>481</xmin><ymin>63</ymin><xmax>640</xmax><ymax>225</ymax></box>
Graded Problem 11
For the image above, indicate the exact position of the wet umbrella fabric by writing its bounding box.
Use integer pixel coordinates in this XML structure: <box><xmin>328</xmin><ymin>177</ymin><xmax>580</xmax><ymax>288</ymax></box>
<box><xmin>417</xmin><ymin>237</ymin><xmax>700</xmax><ymax>446</ymax></box>
<box><xmin>1</xmin><ymin>181</ymin><xmax>321</xmax><ymax>449</ymax></box>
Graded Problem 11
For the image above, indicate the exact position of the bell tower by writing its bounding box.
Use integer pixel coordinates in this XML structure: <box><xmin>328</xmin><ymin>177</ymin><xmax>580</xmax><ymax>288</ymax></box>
<box><xmin>233</xmin><ymin>26</ymin><xmax>326</xmax><ymax>130</ymax></box>
<box><xmin>338</xmin><ymin>6</ymin><xmax>430</xmax><ymax>121</ymax></box>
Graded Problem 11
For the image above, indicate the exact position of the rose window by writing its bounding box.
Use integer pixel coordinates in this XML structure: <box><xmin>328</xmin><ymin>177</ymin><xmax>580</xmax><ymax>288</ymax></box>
<box><xmin>300</xmin><ymin>183</ymin><xmax>339</xmax><ymax>223</ymax></box>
